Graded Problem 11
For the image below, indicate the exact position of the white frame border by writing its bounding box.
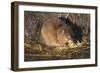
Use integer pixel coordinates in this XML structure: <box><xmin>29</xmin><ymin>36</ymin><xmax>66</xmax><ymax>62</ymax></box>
<box><xmin>18</xmin><ymin>5</ymin><xmax>96</xmax><ymax>68</ymax></box>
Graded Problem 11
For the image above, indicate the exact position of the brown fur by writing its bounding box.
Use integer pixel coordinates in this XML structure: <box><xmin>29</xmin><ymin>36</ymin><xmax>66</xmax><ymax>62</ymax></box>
<box><xmin>41</xmin><ymin>17</ymin><xmax>74</xmax><ymax>47</ymax></box>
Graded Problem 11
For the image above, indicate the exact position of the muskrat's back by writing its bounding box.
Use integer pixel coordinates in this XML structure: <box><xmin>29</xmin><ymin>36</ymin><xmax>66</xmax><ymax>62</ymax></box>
<box><xmin>41</xmin><ymin>17</ymin><xmax>74</xmax><ymax>47</ymax></box>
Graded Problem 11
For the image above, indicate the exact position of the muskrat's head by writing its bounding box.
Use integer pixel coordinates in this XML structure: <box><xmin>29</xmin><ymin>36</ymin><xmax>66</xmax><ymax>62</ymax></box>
<box><xmin>57</xmin><ymin>25</ymin><xmax>75</xmax><ymax>46</ymax></box>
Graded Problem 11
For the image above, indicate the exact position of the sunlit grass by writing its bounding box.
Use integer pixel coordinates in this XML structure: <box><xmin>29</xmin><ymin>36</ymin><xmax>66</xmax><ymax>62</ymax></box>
<box><xmin>24</xmin><ymin>40</ymin><xmax>90</xmax><ymax>61</ymax></box>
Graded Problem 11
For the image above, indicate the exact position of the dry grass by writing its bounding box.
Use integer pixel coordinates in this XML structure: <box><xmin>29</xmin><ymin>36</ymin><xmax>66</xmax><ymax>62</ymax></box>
<box><xmin>24</xmin><ymin>41</ymin><xmax>90</xmax><ymax>61</ymax></box>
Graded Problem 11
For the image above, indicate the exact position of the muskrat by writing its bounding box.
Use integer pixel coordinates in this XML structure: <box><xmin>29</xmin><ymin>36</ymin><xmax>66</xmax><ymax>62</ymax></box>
<box><xmin>41</xmin><ymin>17</ymin><xmax>75</xmax><ymax>47</ymax></box>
